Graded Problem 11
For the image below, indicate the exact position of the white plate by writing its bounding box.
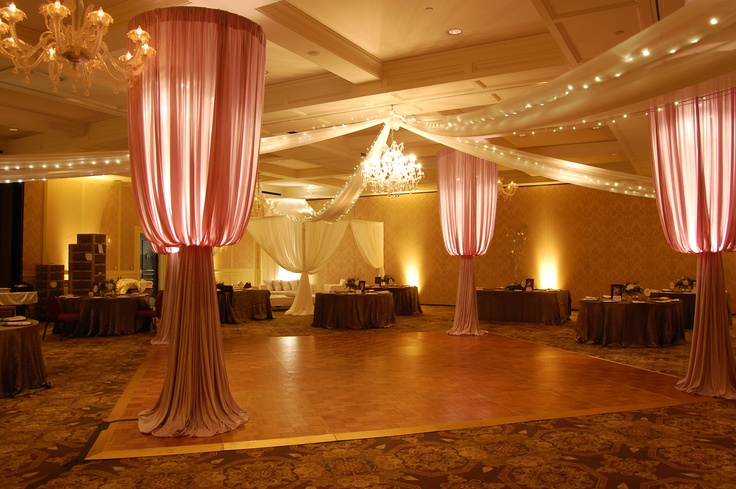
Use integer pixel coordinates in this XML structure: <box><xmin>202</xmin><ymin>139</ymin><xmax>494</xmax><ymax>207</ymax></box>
<box><xmin>3</xmin><ymin>316</ymin><xmax>26</xmax><ymax>322</ymax></box>
<box><xmin>2</xmin><ymin>320</ymin><xmax>32</xmax><ymax>326</ymax></box>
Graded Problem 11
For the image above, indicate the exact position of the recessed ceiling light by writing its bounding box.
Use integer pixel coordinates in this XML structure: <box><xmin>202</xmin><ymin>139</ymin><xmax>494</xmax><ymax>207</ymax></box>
<box><xmin>9</xmin><ymin>128</ymin><xmax>19</xmax><ymax>132</ymax></box>
<box><xmin>448</xmin><ymin>28</ymin><xmax>462</xmax><ymax>35</ymax></box>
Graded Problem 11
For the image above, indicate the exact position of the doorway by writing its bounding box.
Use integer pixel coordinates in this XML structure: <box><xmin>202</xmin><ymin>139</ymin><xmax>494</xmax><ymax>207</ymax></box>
<box><xmin>140</xmin><ymin>235</ymin><xmax>158</xmax><ymax>295</ymax></box>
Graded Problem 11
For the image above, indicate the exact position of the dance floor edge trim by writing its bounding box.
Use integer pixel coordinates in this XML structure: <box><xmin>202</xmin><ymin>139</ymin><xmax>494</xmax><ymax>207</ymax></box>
<box><xmin>85</xmin><ymin>397</ymin><xmax>713</xmax><ymax>461</ymax></box>
<box><xmin>86</xmin><ymin>331</ymin><xmax>714</xmax><ymax>461</ymax></box>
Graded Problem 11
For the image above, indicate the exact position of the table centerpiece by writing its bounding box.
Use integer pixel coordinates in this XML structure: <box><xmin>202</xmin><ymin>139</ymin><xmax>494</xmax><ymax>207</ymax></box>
<box><xmin>624</xmin><ymin>281</ymin><xmax>643</xmax><ymax>300</ymax></box>
<box><xmin>674</xmin><ymin>276</ymin><xmax>696</xmax><ymax>292</ymax></box>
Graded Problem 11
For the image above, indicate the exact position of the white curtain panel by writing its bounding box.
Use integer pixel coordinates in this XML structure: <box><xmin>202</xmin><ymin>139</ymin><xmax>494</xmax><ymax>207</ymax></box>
<box><xmin>350</xmin><ymin>220</ymin><xmax>384</xmax><ymax>275</ymax></box>
<box><xmin>248</xmin><ymin>216</ymin><xmax>349</xmax><ymax>315</ymax></box>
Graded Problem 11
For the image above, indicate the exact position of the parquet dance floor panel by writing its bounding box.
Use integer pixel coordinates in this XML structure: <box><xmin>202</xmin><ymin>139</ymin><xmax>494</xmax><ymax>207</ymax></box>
<box><xmin>87</xmin><ymin>331</ymin><xmax>708</xmax><ymax>460</ymax></box>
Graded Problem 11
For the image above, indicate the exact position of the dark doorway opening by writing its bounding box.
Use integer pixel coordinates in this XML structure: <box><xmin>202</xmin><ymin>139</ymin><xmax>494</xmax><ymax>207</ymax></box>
<box><xmin>140</xmin><ymin>235</ymin><xmax>158</xmax><ymax>296</ymax></box>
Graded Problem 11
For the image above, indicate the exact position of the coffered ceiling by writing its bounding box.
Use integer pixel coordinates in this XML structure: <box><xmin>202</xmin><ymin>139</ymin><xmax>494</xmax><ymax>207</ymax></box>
<box><xmin>0</xmin><ymin>0</ymin><xmax>718</xmax><ymax>199</ymax></box>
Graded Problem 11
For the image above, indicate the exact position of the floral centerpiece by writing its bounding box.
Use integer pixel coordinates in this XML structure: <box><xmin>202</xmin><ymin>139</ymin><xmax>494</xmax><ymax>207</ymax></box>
<box><xmin>98</xmin><ymin>279</ymin><xmax>117</xmax><ymax>297</ymax></box>
<box><xmin>624</xmin><ymin>281</ymin><xmax>643</xmax><ymax>300</ymax></box>
<box><xmin>381</xmin><ymin>274</ymin><xmax>394</xmax><ymax>286</ymax></box>
<box><xmin>504</xmin><ymin>282</ymin><xmax>524</xmax><ymax>291</ymax></box>
<box><xmin>675</xmin><ymin>276</ymin><xmax>695</xmax><ymax>292</ymax></box>
<box><xmin>345</xmin><ymin>277</ymin><xmax>359</xmax><ymax>292</ymax></box>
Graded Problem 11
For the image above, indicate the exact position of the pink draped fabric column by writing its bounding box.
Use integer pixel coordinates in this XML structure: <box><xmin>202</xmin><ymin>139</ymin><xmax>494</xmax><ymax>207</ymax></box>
<box><xmin>127</xmin><ymin>7</ymin><xmax>266</xmax><ymax>436</ymax></box>
<box><xmin>649</xmin><ymin>88</ymin><xmax>736</xmax><ymax>399</ymax></box>
<box><xmin>437</xmin><ymin>148</ymin><xmax>498</xmax><ymax>335</ymax></box>
<box><xmin>150</xmin><ymin>252</ymin><xmax>178</xmax><ymax>345</ymax></box>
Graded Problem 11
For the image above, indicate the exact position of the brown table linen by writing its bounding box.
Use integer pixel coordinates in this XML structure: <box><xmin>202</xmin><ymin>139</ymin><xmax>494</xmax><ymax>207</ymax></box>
<box><xmin>372</xmin><ymin>286</ymin><xmax>422</xmax><ymax>315</ymax></box>
<box><xmin>476</xmin><ymin>289</ymin><xmax>571</xmax><ymax>325</ymax></box>
<box><xmin>648</xmin><ymin>291</ymin><xmax>731</xmax><ymax>329</ymax></box>
<box><xmin>312</xmin><ymin>292</ymin><xmax>396</xmax><ymax>329</ymax></box>
<box><xmin>1</xmin><ymin>321</ymin><xmax>50</xmax><ymax>398</ymax></box>
<box><xmin>575</xmin><ymin>300</ymin><xmax>686</xmax><ymax>347</ymax></box>
<box><xmin>218</xmin><ymin>289</ymin><xmax>273</xmax><ymax>323</ymax></box>
<box><xmin>60</xmin><ymin>294</ymin><xmax>151</xmax><ymax>336</ymax></box>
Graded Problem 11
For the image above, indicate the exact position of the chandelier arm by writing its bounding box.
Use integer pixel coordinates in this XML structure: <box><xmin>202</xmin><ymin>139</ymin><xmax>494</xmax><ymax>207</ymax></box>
<box><xmin>96</xmin><ymin>39</ymin><xmax>154</xmax><ymax>83</ymax></box>
<box><xmin>95</xmin><ymin>42</ymin><xmax>128</xmax><ymax>82</ymax></box>
<box><xmin>0</xmin><ymin>1</ymin><xmax>153</xmax><ymax>94</ymax></box>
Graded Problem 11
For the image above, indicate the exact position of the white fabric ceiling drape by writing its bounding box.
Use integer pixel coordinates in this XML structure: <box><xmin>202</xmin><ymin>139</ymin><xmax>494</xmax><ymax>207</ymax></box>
<box><xmin>247</xmin><ymin>216</ymin><xmax>349</xmax><ymax>315</ymax></box>
<box><xmin>4</xmin><ymin>1</ymin><xmax>736</xmax><ymax>192</ymax></box>
<box><xmin>266</xmin><ymin>123</ymin><xmax>392</xmax><ymax>221</ymax></box>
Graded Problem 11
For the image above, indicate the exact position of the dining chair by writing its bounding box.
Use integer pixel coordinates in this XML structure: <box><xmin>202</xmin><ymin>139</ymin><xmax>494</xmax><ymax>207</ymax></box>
<box><xmin>136</xmin><ymin>291</ymin><xmax>163</xmax><ymax>332</ymax></box>
<box><xmin>44</xmin><ymin>295</ymin><xmax>80</xmax><ymax>341</ymax></box>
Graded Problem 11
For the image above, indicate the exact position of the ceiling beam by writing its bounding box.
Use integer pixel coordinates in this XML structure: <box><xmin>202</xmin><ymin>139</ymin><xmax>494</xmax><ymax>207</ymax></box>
<box><xmin>0</xmin><ymin>106</ymin><xmax>87</xmax><ymax>138</ymax></box>
<box><xmin>190</xmin><ymin>0</ymin><xmax>382</xmax><ymax>83</ymax></box>
<box><xmin>256</xmin><ymin>1</ymin><xmax>383</xmax><ymax>83</ymax></box>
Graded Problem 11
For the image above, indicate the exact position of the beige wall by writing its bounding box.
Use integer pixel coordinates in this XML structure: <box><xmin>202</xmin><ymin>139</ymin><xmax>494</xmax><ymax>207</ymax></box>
<box><xmin>312</xmin><ymin>184</ymin><xmax>731</xmax><ymax>310</ymax></box>
<box><xmin>213</xmin><ymin>235</ymin><xmax>258</xmax><ymax>285</ymax></box>
<box><xmin>23</xmin><ymin>178</ymin><xmax>142</xmax><ymax>284</ymax></box>
<box><xmin>24</xmin><ymin>180</ymin><xmax>735</xmax><ymax>311</ymax></box>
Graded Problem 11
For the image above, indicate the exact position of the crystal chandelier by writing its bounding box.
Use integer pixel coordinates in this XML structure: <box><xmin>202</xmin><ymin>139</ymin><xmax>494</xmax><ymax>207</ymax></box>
<box><xmin>498</xmin><ymin>178</ymin><xmax>518</xmax><ymax>200</ymax></box>
<box><xmin>252</xmin><ymin>172</ymin><xmax>266</xmax><ymax>217</ymax></box>
<box><xmin>0</xmin><ymin>0</ymin><xmax>155</xmax><ymax>95</ymax></box>
<box><xmin>362</xmin><ymin>135</ymin><xmax>424</xmax><ymax>198</ymax></box>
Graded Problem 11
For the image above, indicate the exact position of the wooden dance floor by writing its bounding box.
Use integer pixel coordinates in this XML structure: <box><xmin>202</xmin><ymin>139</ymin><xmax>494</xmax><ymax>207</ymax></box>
<box><xmin>87</xmin><ymin>331</ymin><xmax>708</xmax><ymax>460</ymax></box>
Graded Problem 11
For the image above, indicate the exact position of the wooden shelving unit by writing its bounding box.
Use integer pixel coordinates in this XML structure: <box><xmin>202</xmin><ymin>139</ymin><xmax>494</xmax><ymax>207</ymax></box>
<box><xmin>68</xmin><ymin>234</ymin><xmax>106</xmax><ymax>296</ymax></box>
<box><xmin>35</xmin><ymin>264</ymin><xmax>64</xmax><ymax>320</ymax></box>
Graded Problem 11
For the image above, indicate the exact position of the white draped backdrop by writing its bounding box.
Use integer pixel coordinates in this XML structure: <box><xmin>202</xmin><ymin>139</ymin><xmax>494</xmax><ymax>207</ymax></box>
<box><xmin>248</xmin><ymin>218</ymin><xmax>384</xmax><ymax>315</ymax></box>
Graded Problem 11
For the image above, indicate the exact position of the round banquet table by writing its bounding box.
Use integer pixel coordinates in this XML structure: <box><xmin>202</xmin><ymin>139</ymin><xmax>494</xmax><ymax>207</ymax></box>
<box><xmin>312</xmin><ymin>292</ymin><xmax>396</xmax><ymax>329</ymax></box>
<box><xmin>476</xmin><ymin>288</ymin><xmax>571</xmax><ymax>325</ymax></box>
<box><xmin>371</xmin><ymin>286</ymin><xmax>422</xmax><ymax>315</ymax></box>
<box><xmin>0</xmin><ymin>320</ymin><xmax>50</xmax><ymax>398</ymax></box>
<box><xmin>59</xmin><ymin>294</ymin><xmax>152</xmax><ymax>337</ymax></box>
<box><xmin>0</xmin><ymin>291</ymin><xmax>38</xmax><ymax>319</ymax></box>
<box><xmin>218</xmin><ymin>288</ymin><xmax>273</xmax><ymax>323</ymax></box>
<box><xmin>575</xmin><ymin>299</ymin><xmax>686</xmax><ymax>347</ymax></box>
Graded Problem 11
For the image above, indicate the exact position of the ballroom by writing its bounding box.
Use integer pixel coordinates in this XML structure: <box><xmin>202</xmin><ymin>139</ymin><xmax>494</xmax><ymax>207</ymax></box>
<box><xmin>1</xmin><ymin>0</ymin><xmax>735</xmax><ymax>487</ymax></box>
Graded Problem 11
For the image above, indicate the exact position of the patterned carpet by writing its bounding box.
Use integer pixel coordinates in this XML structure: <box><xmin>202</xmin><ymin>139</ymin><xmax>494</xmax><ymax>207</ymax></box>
<box><xmin>2</xmin><ymin>306</ymin><xmax>735</xmax><ymax>488</ymax></box>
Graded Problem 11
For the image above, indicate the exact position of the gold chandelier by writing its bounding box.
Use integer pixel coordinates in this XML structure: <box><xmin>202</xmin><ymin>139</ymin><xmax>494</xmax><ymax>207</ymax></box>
<box><xmin>362</xmin><ymin>135</ymin><xmax>424</xmax><ymax>198</ymax></box>
<box><xmin>0</xmin><ymin>0</ymin><xmax>155</xmax><ymax>95</ymax></box>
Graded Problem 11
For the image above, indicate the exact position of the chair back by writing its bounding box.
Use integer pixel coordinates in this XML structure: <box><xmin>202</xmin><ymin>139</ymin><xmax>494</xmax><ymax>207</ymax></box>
<box><xmin>154</xmin><ymin>291</ymin><xmax>164</xmax><ymax>317</ymax></box>
<box><xmin>46</xmin><ymin>295</ymin><xmax>62</xmax><ymax>321</ymax></box>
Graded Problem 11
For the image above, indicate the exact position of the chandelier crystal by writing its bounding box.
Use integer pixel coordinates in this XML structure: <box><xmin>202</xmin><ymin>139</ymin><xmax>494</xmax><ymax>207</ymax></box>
<box><xmin>498</xmin><ymin>178</ymin><xmax>518</xmax><ymax>200</ymax></box>
<box><xmin>362</xmin><ymin>136</ymin><xmax>424</xmax><ymax>198</ymax></box>
<box><xmin>0</xmin><ymin>0</ymin><xmax>155</xmax><ymax>95</ymax></box>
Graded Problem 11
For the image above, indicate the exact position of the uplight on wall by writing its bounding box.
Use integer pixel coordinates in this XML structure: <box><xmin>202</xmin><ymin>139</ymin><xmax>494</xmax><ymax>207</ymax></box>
<box><xmin>539</xmin><ymin>260</ymin><xmax>559</xmax><ymax>289</ymax></box>
<box><xmin>404</xmin><ymin>263</ymin><xmax>420</xmax><ymax>289</ymax></box>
